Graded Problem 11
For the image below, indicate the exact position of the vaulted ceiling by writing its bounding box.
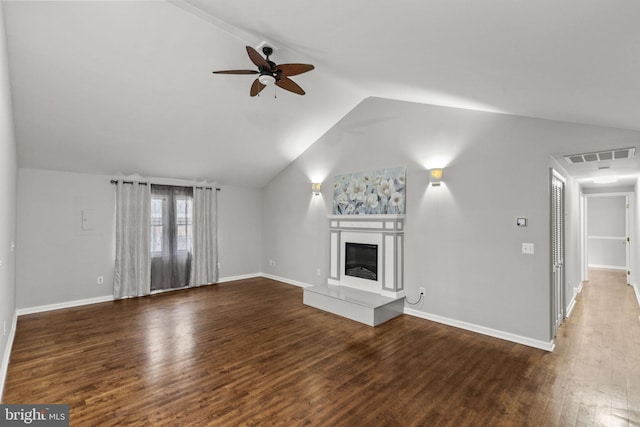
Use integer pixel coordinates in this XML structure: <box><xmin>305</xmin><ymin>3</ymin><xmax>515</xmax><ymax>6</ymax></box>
<box><xmin>4</xmin><ymin>0</ymin><xmax>640</xmax><ymax>187</ymax></box>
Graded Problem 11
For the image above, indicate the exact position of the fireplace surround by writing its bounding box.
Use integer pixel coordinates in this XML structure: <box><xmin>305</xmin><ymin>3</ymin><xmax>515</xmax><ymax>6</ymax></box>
<box><xmin>328</xmin><ymin>214</ymin><xmax>404</xmax><ymax>298</ymax></box>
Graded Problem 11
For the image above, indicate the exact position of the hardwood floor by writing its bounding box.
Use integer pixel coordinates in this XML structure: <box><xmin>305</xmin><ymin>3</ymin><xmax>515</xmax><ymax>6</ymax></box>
<box><xmin>3</xmin><ymin>270</ymin><xmax>640</xmax><ymax>426</ymax></box>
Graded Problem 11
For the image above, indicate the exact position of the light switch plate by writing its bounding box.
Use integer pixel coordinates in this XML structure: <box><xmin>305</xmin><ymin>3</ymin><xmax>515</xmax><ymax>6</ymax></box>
<box><xmin>522</xmin><ymin>243</ymin><xmax>535</xmax><ymax>255</ymax></box>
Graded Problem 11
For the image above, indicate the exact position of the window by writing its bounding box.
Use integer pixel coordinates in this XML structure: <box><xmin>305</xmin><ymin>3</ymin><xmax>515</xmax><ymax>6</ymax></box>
<box><xmin>149</xmin><ymin>185</ymin><xmax>194</xmax><ymax>291</ymax></box>
<box><xmin>150</xmin><ymin>193</ymin><xmax>193</xmax><ymax>256</ymax></box>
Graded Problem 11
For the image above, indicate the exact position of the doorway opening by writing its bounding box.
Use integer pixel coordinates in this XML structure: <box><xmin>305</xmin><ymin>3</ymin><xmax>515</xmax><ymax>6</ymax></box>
<box><xmin>581</xmin><ymin>192</ymin><xmax>631</xmax><ymax>285</ymax></box>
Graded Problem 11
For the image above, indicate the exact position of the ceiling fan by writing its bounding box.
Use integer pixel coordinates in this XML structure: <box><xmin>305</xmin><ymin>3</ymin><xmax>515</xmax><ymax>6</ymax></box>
<box><xmin>213</xmin><ymin>46</ymin><xmax>314</xmax><ymax>97</ymax></box>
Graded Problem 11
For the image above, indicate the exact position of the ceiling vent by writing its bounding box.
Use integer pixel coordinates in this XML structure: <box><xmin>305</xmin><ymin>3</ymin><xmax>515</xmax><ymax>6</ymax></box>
<box><xmin>564</xmin><ymin>147</ymin><xmax>635</xmax><ymax>164</ymax></box>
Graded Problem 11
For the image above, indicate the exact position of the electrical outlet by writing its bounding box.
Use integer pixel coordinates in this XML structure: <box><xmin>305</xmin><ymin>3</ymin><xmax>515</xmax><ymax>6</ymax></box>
<box><xmin>419</xmin><ymin>287</ymin><xmax>425</xmax><ymax>295</ymax></box>
<box><xmin>10</xmin><ymin>241</ymin><xmax>15</xmax><ymax>252</ymax></box>
<box><xmin>217</xmin><ymin>262</ymin><xmax>221</xmax><ymax>269</ymax></box>
<box><xmin>316</xmin><ymin>268</ymin><xmax>321</xmax><ymax>277</ymax></box>
<box><xmin>269</xmin><ymin>260</ymin><xmax>276</xmax><ymax>267</ymax></box>
<box><xmin>97</xmin><ymin>276</ymin><xmax>104</xmax><ymax>285</ymax></box>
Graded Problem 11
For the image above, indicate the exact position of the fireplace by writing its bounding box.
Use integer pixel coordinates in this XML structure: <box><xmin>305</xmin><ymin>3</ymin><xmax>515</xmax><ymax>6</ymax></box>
<box><xmin>328</xmin><ymin>214</ymin><xmax>404</xmax><ymax>298</ymax></box>
<box><xmin>345</xmin><ymin>242</ymin><xmax>378</xmax><ymax>281</ymax></box>
<box><xmin>303</xmin><ymin>214</ymin><xmax>405</xmax><ymax>326</ymax></box>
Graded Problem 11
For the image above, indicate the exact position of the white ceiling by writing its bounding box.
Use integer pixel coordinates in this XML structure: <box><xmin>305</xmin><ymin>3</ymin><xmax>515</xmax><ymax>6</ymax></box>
<box><xmin>4</xmin><ymin>0</ymin><xmax>640</xmax><ymax>187</ymax></box>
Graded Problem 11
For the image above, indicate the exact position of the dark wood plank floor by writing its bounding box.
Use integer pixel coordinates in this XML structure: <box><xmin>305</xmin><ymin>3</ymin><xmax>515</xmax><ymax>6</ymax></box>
<box><xmin>3</xmin><ymin>270</ymin><xmax>640</xmax><ymax>426</ymax></box>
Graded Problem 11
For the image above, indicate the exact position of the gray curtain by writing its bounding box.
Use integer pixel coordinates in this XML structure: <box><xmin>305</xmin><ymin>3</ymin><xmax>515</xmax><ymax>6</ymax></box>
<box><xmin>190</xmin><ymin>186</ymin><xmax>218</xmax><ymax>286</ymax></box>
<box><xmin>150</xmin><ymin>185</ymin><xmax>193</xmax><ymax>291</ymax></box>
<box><xmin>114</xmin><ymin>181</ymin><xmax>151</xmax><ymax>298</ymax></box>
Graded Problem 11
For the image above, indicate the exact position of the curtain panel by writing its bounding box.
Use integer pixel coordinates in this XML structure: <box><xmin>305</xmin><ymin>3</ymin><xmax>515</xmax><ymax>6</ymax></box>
<box><xmin>190</xmin><ymin>186</ymin><xmax>218</xmax><ymax>286</ymax></box>
<box><xmin>114</xmin><ymin>181</ymin><xmax>151</xmax><ymax>298</ymax></box>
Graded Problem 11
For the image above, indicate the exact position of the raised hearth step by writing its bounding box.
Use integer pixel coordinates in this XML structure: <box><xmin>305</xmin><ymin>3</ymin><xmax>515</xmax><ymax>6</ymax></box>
<box><xmin>303</xmin><ymin>284</ymin><xmax>404</xmax><ymax>326</ymax></box>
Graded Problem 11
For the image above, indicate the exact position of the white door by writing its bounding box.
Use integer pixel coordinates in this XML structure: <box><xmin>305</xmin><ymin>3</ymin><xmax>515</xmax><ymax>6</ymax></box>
<box><xmin>551</xmin><ymin>171</ymin><xmax>565</xmax><ymax>338</ymax></box>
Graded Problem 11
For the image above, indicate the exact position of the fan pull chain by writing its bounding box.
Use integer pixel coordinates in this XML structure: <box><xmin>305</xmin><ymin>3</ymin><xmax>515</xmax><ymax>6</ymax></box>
<box><xmin>274</xmin><ymin>85</ymin><xmax>277</xmax><ymax>99</ymax></box>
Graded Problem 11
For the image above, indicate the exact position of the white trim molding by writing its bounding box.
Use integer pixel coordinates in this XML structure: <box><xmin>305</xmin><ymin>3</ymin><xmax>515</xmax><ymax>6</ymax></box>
<box><xmin>633</xmin><ymin>282</ymin><xmax>640</xmax><ymax>308</ymax></box>
<box><xmin>218</xmin><ymin>273</ymin><xmax>262</xmax><ymax>283</ymax></box>
<box><xmin>257</xmin><ymin>275</ymin><xmax>556</xmax><ymax>351</ymax></box>
<box><xmin>15</xmin><ymin>275</ymin><xmax>263</xmax><ymax>317</ymax></box>
<box><xmin>0</xmin><ymin>311</ymin><xmax>18</xmax><ymax>402</ymax></box>
<box><xmin>566</xmin><ymin>282</ymin><xmax>584</xmax><ymax>318</ymax></box>
<box><xmin>261</xmin><ymin>273</ymin><xmax>313</xmax><ymax>288</ymax></box>
<box><xmin>16</xmin><ymin>295</ymin><xmax>115</xmax><ymax>316</ymax></box>
<box><xmin>587</xmin><ymin>264</ymin><xmax>627</xmax><ymax>271</ymax></box>
<box><xmin>403</xmin><ymin>307</ymin><xmax>555</xmax><ymax>352</ymax></box>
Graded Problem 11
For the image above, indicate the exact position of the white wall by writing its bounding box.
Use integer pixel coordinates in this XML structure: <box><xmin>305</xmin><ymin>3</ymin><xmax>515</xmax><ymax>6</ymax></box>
<box><xmin>16</xmin><ymin>169</ymin><xmax>262</xmax><ymax>310</ymax></box>
<box><xmin>261</xmin><ymin>97</ymin><xmax>640</xmax><ymax>343</ymax></box>
<box><xmin>217</xmin><ymin>184</ymin><xmax>262</xmax><ymax>279</ymax></box>
<box><xmin>17</xmin><ymin>169</ymin><xmax>117</xmax><ymax>308</ymax></box>
<box><xmin>0</xmin><ymin>1</ymin><xmax>18</xmax><ymax>400</ymax></box>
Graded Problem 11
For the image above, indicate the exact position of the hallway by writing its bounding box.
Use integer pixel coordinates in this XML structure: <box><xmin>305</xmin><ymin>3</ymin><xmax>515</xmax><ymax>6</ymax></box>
<box><xmin>548</xmin><ymin>268</ymin><xmax>640</xmax><ymax>425</ymax></box>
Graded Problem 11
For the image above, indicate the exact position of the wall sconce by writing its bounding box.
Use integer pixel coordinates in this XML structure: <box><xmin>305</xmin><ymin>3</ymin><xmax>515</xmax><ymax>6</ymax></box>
<box><xmin>428</xmin><ymin>168</ymin><xmax>444</xmax><ymax>186</ymax></box>
<box><xmin>311</xmin><ymin>182</ymin><xmax>322</xmax><ymax>195</ymax></box>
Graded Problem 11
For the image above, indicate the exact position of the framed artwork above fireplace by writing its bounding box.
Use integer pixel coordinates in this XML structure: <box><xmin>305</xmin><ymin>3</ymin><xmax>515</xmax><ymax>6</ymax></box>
<box><xmin>332</xmin><ymin>166</ymin><xmax>406</xmax><ymax>215</ymax></box>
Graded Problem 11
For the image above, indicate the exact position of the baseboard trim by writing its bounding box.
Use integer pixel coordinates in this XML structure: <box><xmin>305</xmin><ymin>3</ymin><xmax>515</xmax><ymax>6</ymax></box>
<box><xmin>260</xmin><ymin>273</ymin><xmax>314</xmax><ymax>288</ymax></box>
<box><xmin>218</xmin><ymin>273</ymin><xmax>261</xmax><ymax>283</ymax></box>
<box><xmin>0</xmin><ymin>311</ymin><xmax>18</xmax><ymax>403</ymax></box>
<box><xmin>565</xmin><ymin>282</ymin><xmax>584</xmax><ymax>318</ymax></box>
<box><xmin>16</xmin><ymin>295</ymin><xmax>115</xmax><ymax>316</ymax></box>
<box><xmin>15</xmin><ymin>274</ymin><xmax>264</xmax><ymax>316</ymax></box>
<box><xmin>566</xmin><ymin>297</ymin><xmax>577</xmax><ymax>318</ymax></box>
<box><xmin>633</xmin><ymin>282</ymin><xmax>640</xmax><ymax>308</ymax></box>
<box><xmin>261</xmin><ymin>274</ymin><xmax>554</xmax><ymax>351</ymax></box>
<box><xmin>588</xmin><ymin>264</ymin><xmax>627</xmax><ymax>271</ymax></box>
<box><xmin>403</xmin><ymin>307</ymin><xmax>555</xmax><ymax>352</ymax></box>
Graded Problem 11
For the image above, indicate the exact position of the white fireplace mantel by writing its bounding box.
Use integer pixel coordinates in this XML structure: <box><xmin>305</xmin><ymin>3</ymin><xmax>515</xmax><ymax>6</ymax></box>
<box><xmin>328</xmin><ymin>214</ymin><xmax>405</xmax><ymax>298</ymax></box>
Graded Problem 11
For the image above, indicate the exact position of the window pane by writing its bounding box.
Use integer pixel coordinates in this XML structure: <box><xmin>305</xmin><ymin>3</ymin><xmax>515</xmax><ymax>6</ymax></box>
<box><xmin>151</xmin><ymin>225</ymin><xmax>163</xmax><ymax>253</ymax></box>
<box><xmin>177</xmin><ymin>225</ymin><xmax>187</xmax><ymax>251</ymax></box>
<box><xmin>175</xmin><ymin>197</ymin><xmax>192</xmax><ymax>252</ymax></box>
<box><xmin>151</xmin><ymin>197</ymin><xmax>164</xmax><ymax>253</ymax></box>
<box><xmin>151</xmin><ymin>198</ymin><xmax>163</xmax><ymax>224</ymax></box>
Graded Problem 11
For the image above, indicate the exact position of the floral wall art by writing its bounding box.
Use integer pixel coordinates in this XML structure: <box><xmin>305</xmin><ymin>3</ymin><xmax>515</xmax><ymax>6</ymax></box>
<box><xmin>332</xmin><ymin>166</ymin><xmax>406</xmax><ymax>215</ymax></box>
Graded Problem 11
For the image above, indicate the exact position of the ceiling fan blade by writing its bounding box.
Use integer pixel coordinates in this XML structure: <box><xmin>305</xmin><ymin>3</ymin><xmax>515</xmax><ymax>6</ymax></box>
<box><xmin>212</xmin><ymin>70</ymin><xmax>259</xmax><ymax>75</ymax></box>
<box><xmin>277</xmin><ymin>64</ymin><xmax>315</xmax><ymax>77</ymax></box>
<box><xmin>250</xmin><ymin>79</ymin><xmax>266</xmax><ymax>97</ymax></box>
<box><xmin>276</xmin><ymin>76</ymin><xmax>305</xmax><ymax>95</ymax></box>
<box><xmin>246</xmin><ymin>46</ymin><xmax>271</xmax><ymax>69</ymax></box>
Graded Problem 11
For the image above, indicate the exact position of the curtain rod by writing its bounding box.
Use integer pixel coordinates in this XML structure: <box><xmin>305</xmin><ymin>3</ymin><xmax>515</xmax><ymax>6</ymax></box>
<box><xmin>110</xmin><ymin>180</ymin><xmax>220</xmax><ymax>191</ymax></box>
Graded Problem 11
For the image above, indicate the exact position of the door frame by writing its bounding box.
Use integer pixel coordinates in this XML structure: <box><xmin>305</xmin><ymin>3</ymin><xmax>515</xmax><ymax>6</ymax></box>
<box><xmin>581</xmin><ymin>191</ymin><xmax>633</xmax><ymax>284</ymax></box>
<box><xmin>550</xmin><ymin>169</ymin><xmax>566</xmax><ymax>339</ymax></box>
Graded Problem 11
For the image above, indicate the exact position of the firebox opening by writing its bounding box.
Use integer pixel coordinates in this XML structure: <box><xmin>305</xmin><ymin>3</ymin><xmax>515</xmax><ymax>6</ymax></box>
<box><xmin>345</xmin><ymin>242</ymin><xmax>378</xmax><ymax>281</ymax></box>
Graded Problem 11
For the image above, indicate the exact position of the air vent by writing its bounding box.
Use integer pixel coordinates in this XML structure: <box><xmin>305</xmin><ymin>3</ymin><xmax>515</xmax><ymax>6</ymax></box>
<box><xmin>564</xmin><ymin>147</ymin><xmax>635</xmax><ymax>164</ymax></box>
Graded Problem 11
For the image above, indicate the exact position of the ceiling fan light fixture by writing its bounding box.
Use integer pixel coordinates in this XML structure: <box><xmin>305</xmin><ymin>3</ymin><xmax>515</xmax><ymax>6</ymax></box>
<box><xmin>213</xmin><ymin>46</ymin><xmax>314</xmax><ymax>96</ymax></box>
<box><xmin>258</xmin><ymin>74</ymin><xmax>276</xmax><ymax>86</ymax></box>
